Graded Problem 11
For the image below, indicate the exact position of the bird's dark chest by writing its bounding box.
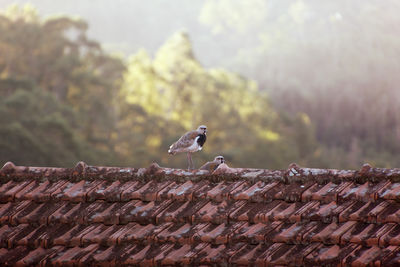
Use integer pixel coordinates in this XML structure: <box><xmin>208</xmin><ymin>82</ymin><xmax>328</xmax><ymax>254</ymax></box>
<box><xmin>197</xmin><ymin>134</ymin><xmax>206</xmax><ymax>147</ymax></box>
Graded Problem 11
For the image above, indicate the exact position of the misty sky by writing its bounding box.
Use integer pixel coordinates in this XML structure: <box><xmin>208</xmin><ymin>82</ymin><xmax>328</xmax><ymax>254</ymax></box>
<box><xmin>0</xmin><ymin>0</ymin><xmax>233</xmax><ymax>68</ymax></box>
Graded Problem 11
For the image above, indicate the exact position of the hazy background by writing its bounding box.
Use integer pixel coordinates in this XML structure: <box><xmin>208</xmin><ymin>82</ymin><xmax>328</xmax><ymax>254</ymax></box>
<box><xmin>1</xmin><ymin>0</ymin><xmax>400</xmax><ymax>169</ymax></box>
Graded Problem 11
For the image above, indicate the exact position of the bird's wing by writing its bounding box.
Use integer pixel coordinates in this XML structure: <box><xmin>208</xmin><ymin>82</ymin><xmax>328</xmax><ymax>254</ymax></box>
<box><xmin>170</xmin><ymin>130</ymin><xmax>198</xmax><ymax>151</ymax></box>
<box><xmin>199</xmin><ymin>161</ymin><xmax>218</xmax><ymax>171</ymax></box>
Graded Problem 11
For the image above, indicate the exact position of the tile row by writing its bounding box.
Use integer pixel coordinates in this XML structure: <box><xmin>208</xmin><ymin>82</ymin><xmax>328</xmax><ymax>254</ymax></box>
<box><xmin>1</xmin><ymin>242</ymin><xmax>400</xmax><ymax>266</ymax></box>
<box><xmin>3</xmin><ymin>220</ymin><xmax>400</xmax><ymax>249</ymax></box>
<box><xmin>0</xmin><ymin>179</ymin><xmax>398</xmax><ymax>204</ymax></box>
<box><xmin>1</xmin><ymin>198</ymin><xmax>400</xmax><ymax>226</ymax></box>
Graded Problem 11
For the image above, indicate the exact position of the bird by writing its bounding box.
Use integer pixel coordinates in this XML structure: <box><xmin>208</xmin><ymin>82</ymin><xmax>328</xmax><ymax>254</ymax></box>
<box><xmin>199</xmin><ymin>155</ymin><xmax>225</xmax><ymax>172</ymax></box>
<box><xmin>168</xmin><ymin>125</ymin><xmax>207</xmax><ymax>170</ymax></box>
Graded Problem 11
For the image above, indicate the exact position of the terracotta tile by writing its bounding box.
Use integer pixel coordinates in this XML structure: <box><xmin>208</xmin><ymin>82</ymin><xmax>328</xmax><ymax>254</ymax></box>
<box><xmin>304</xmin><ymin>221</ymin><xmax>357</xmax><ymax>245</ymax></box>
<box><xmin>301</xmin><ymin>181</ymin><xmax>353</xmax><ymax>204</ymax></box>
<box><xmin>119</xmin><ymin>199</ymin><xmax>173</xmax><ymax>225</ymax></box>
<box><xmin>48</xmin><ymin>202</ymin><xmax>90</xmax><ymax>224</ymax></box>
<box><xmin>378</xmin><ymin>182</ymin><xmax>400</xmax><ymax>201</ymax></box>
<box><xmin>365</xmin><ymin>200</ymin><xmax>392</xmax><ymax>223</ymax></box>
<box><xmin>273</xmin><ymin>221</ymin><xmax>319</xmax><ymax>244</ymax></box>
<box><xmin>192</xmin><ymin>200</ymin><xmax>246</xmax><ymax>224</ymax></box>
<box><xmin>6</xmin><ymin>224</ymin><xmax>36</xmax><ymax>248</ymax></box>
<box><xmin>288</xmin><ymin>201</ymin><xmax>320</xmax><ymax>222</ymax></box>
<box><xmin>0</xmin><ymin>245</ymin><xmax>31</xmax><ymax>265</ymax></box>
<box><xmin>381</xmin><ymin>246</ymin><xmax>400</xmax><ymax>266</ymax></box>
<box><xmin>338</xmin><ymin>181</ymin><xmax>390</xmax><ymax>203</ymax></box>
<box><xmin>270</xmin><ymin>182</ymin><xmax>315</xmax><ymax>202</ymax></box>
<box><xmin>305</xmin><ymin>244</ymin><xmax>358</xmax><ymax>266</ymax></box>
<box><xmin>377</xmin><ymin>201</ymin><xmax>400</xmax><ymax>223</ymax></box>
<box><xmin>206</xmin><ymin>181</ymin><xmax>246</xmax><ymax>202</ymax></box>
<box><xmin>122</xmin><ymin>243</ymin><xmax>175</xmax><ymax>266</ymax></box>
<box><xmin>356</xmin><ymin>223</ymin><xmax>395</xmax><ymax>247</ymax></box>
<box><xmin>232</xmin><ymin>222</ymin><xmax>281</xmax><ymax>244</ymax></box>
<box><xmin>16</xmin><ymin>224</ymin><xmax>72</xmax><ymax>248</ymax></box>
<box><xmin>53</xmin><ymin>224</ymin><xmax>91</xmax><ymax>247</ymax></box>
<box><xmin>283</xmin><ymin>243</ymin><xmax>322</xmax><ymax>266</ymax></box>
<box><xmin>339</xmin><ymin>201</ymin><xmax>371</xmax><ymax>222</ymax></box>
<box><xmin>117</xmin><ymin>181</ymin><xmax>143</xmax><ymax>201</ymax></box>
<box><xmin>13</xmin><ymin>180</ymin><xmax>42</xmax><ymax>201</ymax></box>
<box><xmin>157</xmin><ymin>199</ymin><xmax>209</xmax><ymax>224</ymax></box>
<box><xmin>156</xmin><ymin>222</ymin><xmax>207</xmax><ymax>244</ymax></box>
<box><xmin>89</xmin><ymin>244</ymin><xmax>136</xmax><ymax>266</ymax></box>
<box><xmin>339</xmin><ymin>222</ymin><xmax>387</xmax><ymax>246</ymax></box>
<box><xmin>166</xmin><ymin>180</ymin><xmax>209</xmax><ymax>201</ymax></box>
<box><xmin>121</xmin><ymin>180</ymin><xmax>172</xmax><ymax>202</ymax></box>
<box><xmin>0</xmin><ymin>224</ymin><xmax>15</xmax><ymax>247</ymax></box>
<box><xmin>86</xmin><ymin>180</ymin><xmax>124</xmax><ymax>202</ymax></box>
<box><xmin>0</xmin><ymin>200</ymin><xmax>30</xmax><ymax>224</ymax></box>
<box><xmin>62</xmin><ymin>180</ymin><xmax>103</xmax><ymax>202</ymax></box>
<box><xmin>230</xmin><ymin>243</ymin><xmax>270</xmax><ymax>265</ymax></box>
<box><xmin>85</xmin><ymin>201</ymin><xmax>122</xmax><ymax>225</ymax></box>
<box><xmin>233</xmin><ymin>200</ymin><xmax>276</xmax><ymax>223</ymax></box>
<box><xmin>77</xmin><ymin>245</ymin><xmax>111</xmax><ymax>267</ymax></box>
<box><xmin>268</xmin><ymin>243</ymin><xmax>321</xmax><ymax>266</ymax></box>
<box><xmin>263</xmin><ymin>201</ymin><xmax>298</xmax><ymax>222</ymax></box>
<box><xmin>115</xmin><ymin>244</ymin><xmax>148</xmax><ymax>265</ymax></box>
<box><xmin>193</xmin><ymin>222</ymin><xmax>245</xmax><ymax>244</ymax></box>
<box><xmin>376</xmin><ymin>246</ymin><xmax>400</xmax><ymax>267</ymax></box>
<box><xmin>161</xmin><ymin>243</ymin><xmax>208</xmax><ymax>265</ymax></box>
<box><xmin>264</xmin><ymin>222</ymin><xmax>290</xmax><ymax>243</ymax></box>
<box><xmin>231</xmin><ymin>181</ymin><xmax>279</xmax><ymax>202</ymax></box>
<box><xmin>195</xmin><ymin>243</ymin><xmax>246</xmax><ymax>265</ymax></box>
<box><xmin>379</xmin><ymin>224</ymin><xmax>400</xmax><ymax>247</ymax></box>
<box><xmin>50</xmin><ymin>244</ymin><xmax>99</xmax><ymax>266</ymax></box>
<box><xmin>51</xmin><ymin>181</ymin><xmax>78</xmax><ymax>201</ymax></box>
<box><xmin>229</xmin><ymin>201</ymin><xmax>279</xmax><ymax>223</ymax></box>
<box><xmin>117</xmin><ymin>223</ymin><xmax>172</xmax><ymax>245</ymax></box>
<box><xmin>0</xmin><ymin>180</ymin><xmax>33</xmax><ymax>202</ymax></box>
<box><xmin>271</xmin><ymin>202</ymin><xmax>312</xmax><ymax>222</ymax></box>
<box><xmin>81</xmin><ymin>224</ymin><xmax>122</xmax><ymax>246</ymax></box>
<box><xmin>21</xmin><ymin>180</ymin><xmax>68</xmax><ymax>202</ymax></box>
<box><xmin>342</xmin><ymin>245</ymin><xmax>381</xmax><ymax>266</ymax></box>
<box><xmin>343</xmin><ymin>200</ymin><xmax>389</xmax><ymax>223</ymax></box>
<box><xmin>253</xmin><ymin>243</ymin><xmax>287</xmax><ymax>266</ymax></box>
<box><xmin>14</xmin><ymin>246</ymin><xmax>62</xmax><ymax>267</ymax></box>
<box><xmin>10</xmin><ymin>201</ymin><xmax>64</xmax><ymax>225</ymax></box>
<box><xmin>305</xmin><ymin>200</ymin><xmax>355</xmax><ymax>223</ymax></box>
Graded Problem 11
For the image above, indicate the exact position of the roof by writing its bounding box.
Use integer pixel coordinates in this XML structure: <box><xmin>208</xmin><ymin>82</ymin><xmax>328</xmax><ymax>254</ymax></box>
<box><xmin>1</xmin><ymin>161</ymin><xmax>400</xmax><ymax>266</ymax></box>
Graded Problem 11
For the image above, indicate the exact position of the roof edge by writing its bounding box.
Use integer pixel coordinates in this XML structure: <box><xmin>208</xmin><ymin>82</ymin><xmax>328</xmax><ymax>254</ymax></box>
<box><xmin>1</xmin><ymin>161</ymin><xmax>400</xmax><ymax>184</ymax></box>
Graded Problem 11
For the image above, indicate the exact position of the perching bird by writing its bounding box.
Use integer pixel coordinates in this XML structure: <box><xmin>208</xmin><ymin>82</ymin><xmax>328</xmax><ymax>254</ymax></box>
<box><xmin>168</xmin><ymin>125</ymin><xmax>207</xmax><ymax>170</ymax></box>
<box><xmin>199</xmin><ymin>155</ymin><xmax>225</xmax><ymax>172</ymax></box>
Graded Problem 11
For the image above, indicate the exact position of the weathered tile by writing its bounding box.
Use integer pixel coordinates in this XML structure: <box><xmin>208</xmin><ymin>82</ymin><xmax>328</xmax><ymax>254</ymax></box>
<box><xmin>156</xmin><ymin>223</ymin><xmax>207</xmax><ymax>244</ymax></box>
<box><xmin>193</xmin><ymin>222</ymin><xmax>245</xmax><ymax>244</ymax></box>
<box><xmin>117</xmin><ymin>223</ymin><xmax>172</xmax><ymax>245</ymax></box>
<box><xmin>193</xmin><ymin>200</ymin><xmax>246</xmax><ymax>224</ymax></box>
<box><xmin>273</xmin><ymin>221</ymin><xmax>319</xmax><ymax>244</ymax></box>
<box><xmin>119</xmin><ymin>199</ymin><xmax>173</xmax><ymax>224</ymax></box>
<box><xmin>206</xmin><ymin>181</ymin><xmax>246</xmax><ymax>202</ymax></box>
<box><xmin>304</xmin><ymin>244</ymin><xmax>358</xmax><ymax>266</ymax></box>
<box><xmin>0</xmin><ymin>180</ymin><xmax>34</xmax><ymax>203</ymax></box>
<box><xmin>232</xmin><ymin>222</ymin><xmax>281</xmax><ymax>244</ymax></box>
<box><xmin>231</xmin><ymin>181</ymin><xmax>279</xmax><ymax>202</ymax></box>
<box><xmin>166</xmin><ymin>180</ymin><xmax>209</xmax><ymax>201</ymax></box>
<box><xmin>342</xmin><ymin>245</ymin><xmax>381</xmax><ymax>266</ymax></box>
<box><xmin>156</xmin><ymin>199</ymin><xmax>209</xmax><ymax>224</ymax></box>
<box><xmin>301</xmin><ymin>182</ymin><xmax>353</xmax><ymax>204</ymax></box>
<box><xmin>121</xmin><ymin>180</ymin><xmax>173</xmax><ymax>202</ymax></box>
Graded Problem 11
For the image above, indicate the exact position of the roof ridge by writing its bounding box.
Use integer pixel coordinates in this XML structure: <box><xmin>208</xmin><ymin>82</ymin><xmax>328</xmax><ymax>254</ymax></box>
<box><xmin>1</xmin><ymin>161</ymin><xmax>400</xmax><ymax>184</ymax></box>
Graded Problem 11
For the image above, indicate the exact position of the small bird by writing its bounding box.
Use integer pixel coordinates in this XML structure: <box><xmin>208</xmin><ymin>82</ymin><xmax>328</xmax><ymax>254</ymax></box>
<box><xmin>168</xmin><ymin>125</ymin><xmax>207</xmax><ymax>170</ymax></box>
<box><xmin>199</xmin><ymin>155</ymin><xmax>225</xmax><ymax>172</ymax></box>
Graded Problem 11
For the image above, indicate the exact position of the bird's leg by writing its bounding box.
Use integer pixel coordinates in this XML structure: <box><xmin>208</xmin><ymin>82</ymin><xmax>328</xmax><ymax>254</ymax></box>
<box><xmin>190</xmin><ymin>153</ymin><xmax>195</xmax><ymax>170</ymax></box>
<box><xmin>187</xmin><ymin>152</ymin><xmax>192</xmax><ymax>170</ymax></box>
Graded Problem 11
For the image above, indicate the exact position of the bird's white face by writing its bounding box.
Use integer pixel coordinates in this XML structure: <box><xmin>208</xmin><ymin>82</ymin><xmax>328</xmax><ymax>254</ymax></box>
<box><xmin>198</xmin><ymin>125</ymin><xmax>207</xmax><ymax>134</ymax></box>
<box><xmin>215</xmin><ymin>156</ymin><xmax>224</xmax><ymax>164</ymax></box>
